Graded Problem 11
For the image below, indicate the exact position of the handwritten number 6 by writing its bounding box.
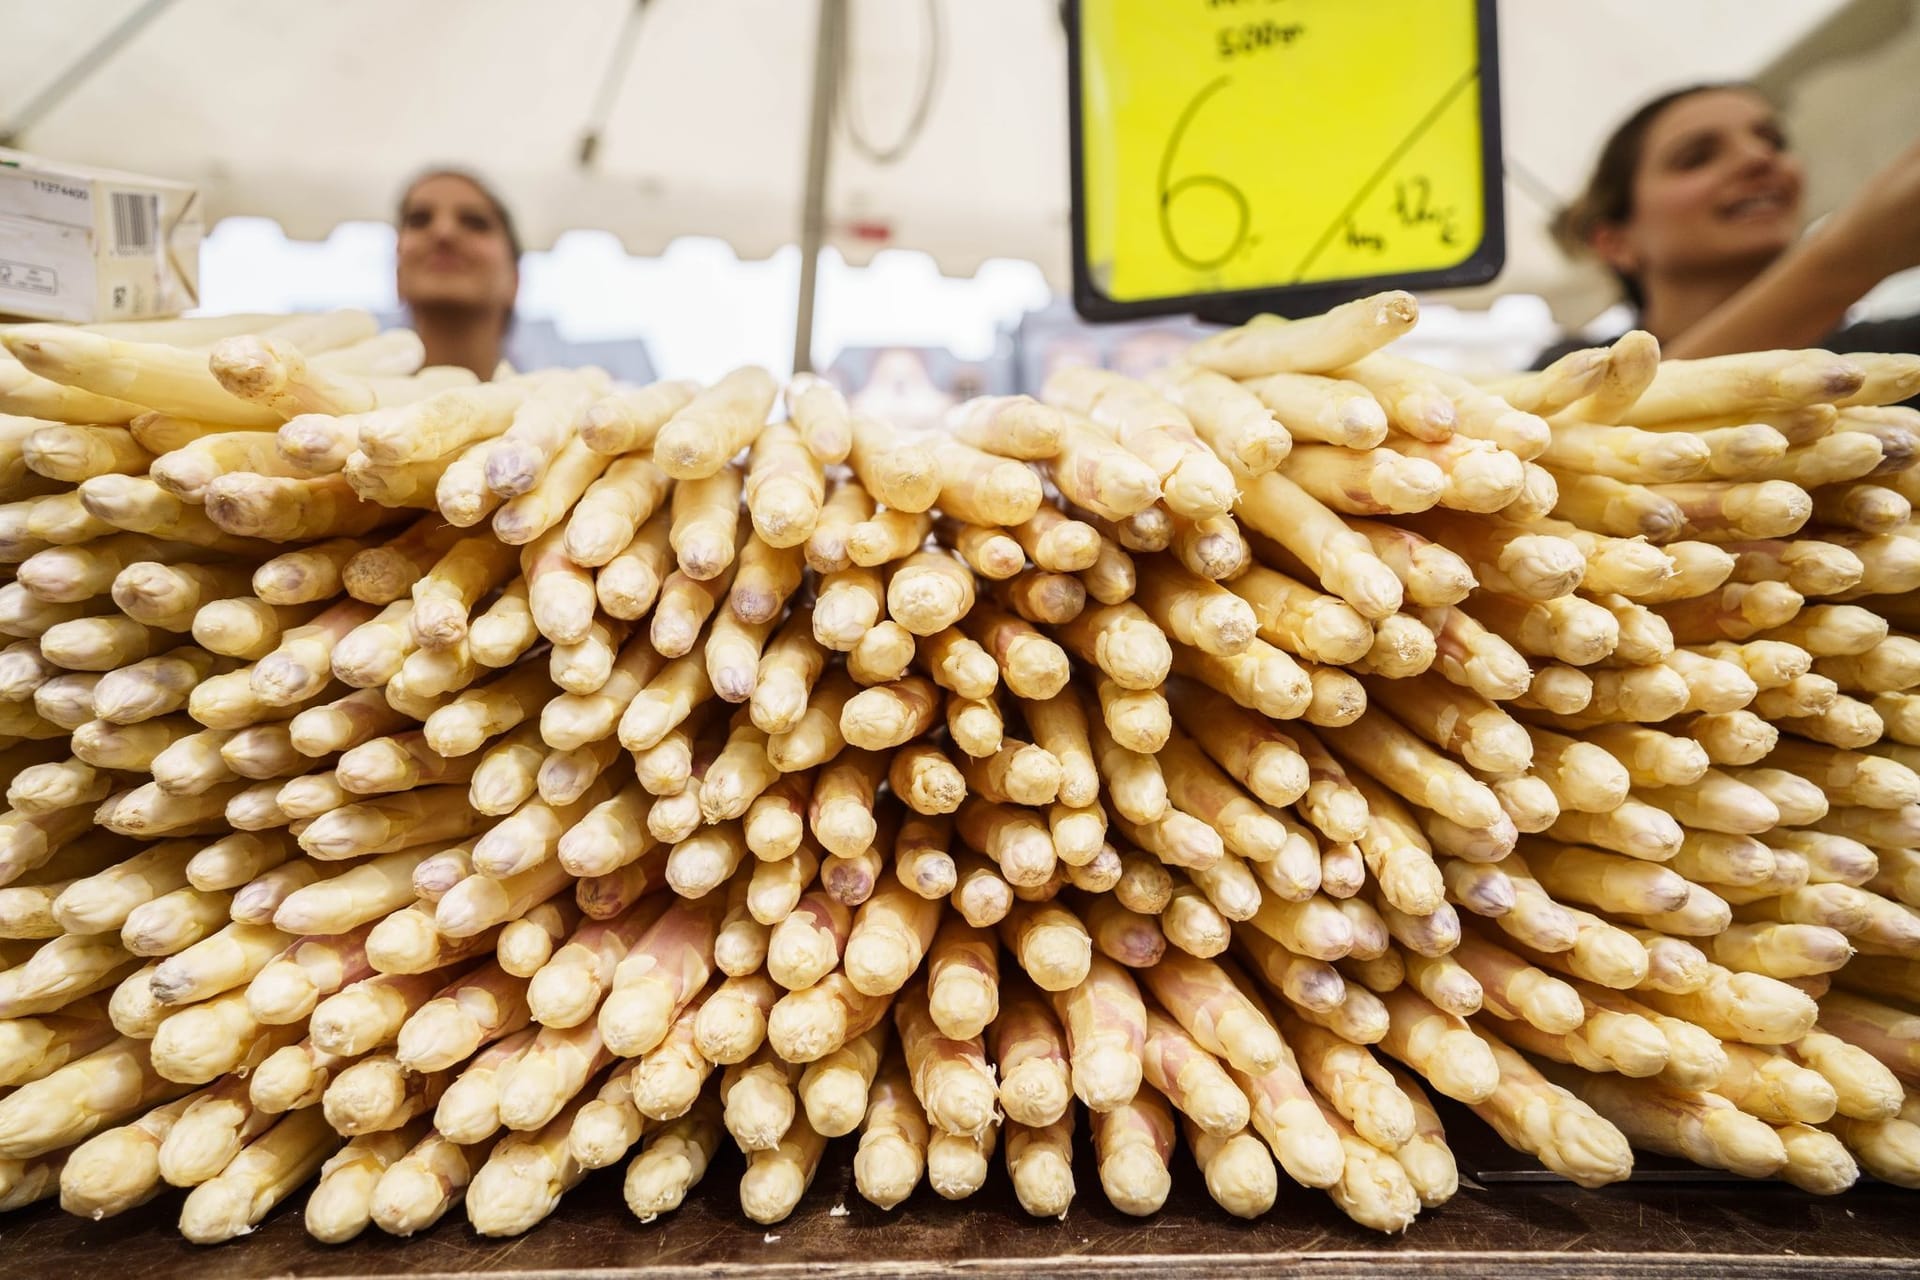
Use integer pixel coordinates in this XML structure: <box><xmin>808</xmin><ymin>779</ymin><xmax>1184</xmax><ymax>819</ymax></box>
<box><xmin>1156</xmin><ymin>76</ymin><xmax>1250</xmax><ymax>272</ymax></box>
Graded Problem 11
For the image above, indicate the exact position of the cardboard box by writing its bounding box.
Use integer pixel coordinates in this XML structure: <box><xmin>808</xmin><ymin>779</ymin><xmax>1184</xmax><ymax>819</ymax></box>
<box><xmin>0</xmin><ymin>148</ymin><xmax>203</xmax><ymax>323</ymax></box>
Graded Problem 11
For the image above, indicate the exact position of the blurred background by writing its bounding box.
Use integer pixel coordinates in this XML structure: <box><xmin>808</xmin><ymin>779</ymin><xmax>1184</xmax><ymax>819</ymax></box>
<box><xmin>4</xmin><ymin>0</ymin><xmax>1918</xmax><ymax>406</ymax></box>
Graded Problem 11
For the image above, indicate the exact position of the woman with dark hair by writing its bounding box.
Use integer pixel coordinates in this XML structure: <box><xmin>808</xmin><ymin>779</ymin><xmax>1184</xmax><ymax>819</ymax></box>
<box><xmin>395</xmin><ymin>169</ymin><xmax>522</xmax><ymax>379</ymax></box>
<box><xmin>1538</xmin><ymin>84</ymin><xmax>1920</xmax><ymax>366</ymax></box>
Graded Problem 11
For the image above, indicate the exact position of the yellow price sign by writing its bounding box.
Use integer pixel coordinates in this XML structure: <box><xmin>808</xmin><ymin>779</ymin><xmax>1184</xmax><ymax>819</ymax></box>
<box><xmin>1069</xmin><ymin>0</ymin><xmax>1503</xmax><ymax>320</ymax></box>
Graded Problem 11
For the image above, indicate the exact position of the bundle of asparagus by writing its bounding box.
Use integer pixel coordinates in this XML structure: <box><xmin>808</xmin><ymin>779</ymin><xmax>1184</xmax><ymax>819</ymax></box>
<box><xmin>1</xmin><ymin>294</ymin><xmax>1918</xmax><ymax>1248</ymax></box>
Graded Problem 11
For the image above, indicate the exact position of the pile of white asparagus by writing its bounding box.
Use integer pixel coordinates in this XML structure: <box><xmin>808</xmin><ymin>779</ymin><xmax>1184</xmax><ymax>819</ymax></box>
<box><xmin>0</xmin><ymin>294</ymin><xmax>1916</xmax><ymax>1246</ymax></box>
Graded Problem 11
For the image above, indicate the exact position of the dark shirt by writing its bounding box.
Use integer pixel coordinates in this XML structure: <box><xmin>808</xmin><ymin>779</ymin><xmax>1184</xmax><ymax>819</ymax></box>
<box><xmin>375</xmin><ymin>310</ymin><xmax>659</xmax><ymax>384</ymax></box>
<box><xmin>1530</xmin><ymin>310</ymin><xmax>1920</xmax><ymax>373</ymax></box>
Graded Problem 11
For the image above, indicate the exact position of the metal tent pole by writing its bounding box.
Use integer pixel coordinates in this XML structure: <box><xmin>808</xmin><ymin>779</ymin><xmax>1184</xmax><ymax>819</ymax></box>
<box><xmin>792</xmin><ymin>0</ymin><xmax>846</xmax><ymax>374</ymax></box>
<box><xmin>0</xmin><ymin>0</ymin><xmax>180</xmax><ymax>147</ymax></box>
<box><xmin>576</xmin><ymin>0</ymin><xmax>655</xmax><ymax>167</ymax></box>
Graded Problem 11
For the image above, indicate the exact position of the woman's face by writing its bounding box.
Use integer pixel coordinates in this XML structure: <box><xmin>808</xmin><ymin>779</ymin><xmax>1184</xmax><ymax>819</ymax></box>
<box><xmin>396</xmin><ymin>174</ymin><xmax>518</xmax><ymax>315</ymax></box>
<box><xmin>1596</xmin><ymin>88</ymin><xmax>1805</xmax><ymax>284</ymax></box>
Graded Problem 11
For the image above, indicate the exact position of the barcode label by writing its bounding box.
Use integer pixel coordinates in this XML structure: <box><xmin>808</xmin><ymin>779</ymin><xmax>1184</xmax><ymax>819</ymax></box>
<box><xmin>108</xmin><ymin>192</ymin><xmax>158</xmax><ymax>256</ymax></box>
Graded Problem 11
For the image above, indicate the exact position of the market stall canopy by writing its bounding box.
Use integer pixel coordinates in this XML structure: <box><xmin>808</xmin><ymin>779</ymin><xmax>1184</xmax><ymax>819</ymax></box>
<box><xmin>0</xmin><ymin>0</ymin><xmax>1913</xmax><ymax>324</ymax></box>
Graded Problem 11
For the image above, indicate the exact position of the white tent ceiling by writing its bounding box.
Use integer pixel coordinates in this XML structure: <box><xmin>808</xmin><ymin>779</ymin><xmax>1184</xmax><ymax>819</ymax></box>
<box><xmin>1</xmin><ymin>0</ymin><xmax>1911</xmax><ymax>323</ymax></box>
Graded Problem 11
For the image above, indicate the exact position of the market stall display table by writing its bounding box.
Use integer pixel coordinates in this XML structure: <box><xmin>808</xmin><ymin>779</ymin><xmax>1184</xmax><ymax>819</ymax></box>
<box><xmin>8</xmin><ymin>1122</ymin><xmax>1920</xmax><ymax>1279</ymax></box>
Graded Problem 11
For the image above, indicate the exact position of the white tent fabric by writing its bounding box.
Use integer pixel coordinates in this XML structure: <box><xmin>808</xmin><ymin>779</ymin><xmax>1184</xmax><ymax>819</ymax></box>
<box><xmin>0</xmin><ymin>0</ymin><xmax>1906</xmax><ymax>322</ymax></box>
